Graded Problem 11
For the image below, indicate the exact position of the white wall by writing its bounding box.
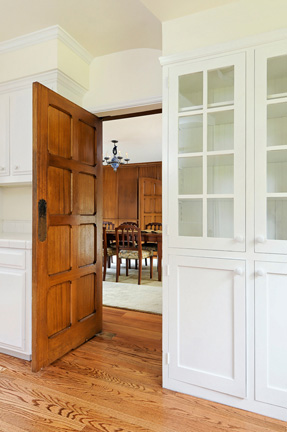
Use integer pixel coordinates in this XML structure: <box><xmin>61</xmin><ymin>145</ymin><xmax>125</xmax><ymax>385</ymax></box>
<box><xmin>83</xmin><ymin>48</ymin><xmax>162</xmax><ymax>113</ymax></box>
<box><xmin>162</xmin><ymin>0</ymin><xmax>287</xmax><ymax>56</ymax></box>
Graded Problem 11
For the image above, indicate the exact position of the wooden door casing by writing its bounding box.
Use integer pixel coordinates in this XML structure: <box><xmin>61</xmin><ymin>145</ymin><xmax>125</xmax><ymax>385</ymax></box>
<box><xmin>139</xmin><ymin>177</ymin><xmax>162</xmax><ymax>229</ymax></box>
<box><xmin>32</xmin><ymin>83</ymin><xmax>102</xmax><ymax>372</ymax></box>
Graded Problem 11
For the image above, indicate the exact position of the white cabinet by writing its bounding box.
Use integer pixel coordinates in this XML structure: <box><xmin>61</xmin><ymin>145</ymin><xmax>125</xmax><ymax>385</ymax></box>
<box><xmin>169</xmin><ymin>255</ymin><xmax>246</xmax><ymax>397</ymax></box>
<box><xmin>0</xmin><ymin>247</ymin><xmax>31</xmax><ymax>360</ymax></box>
<box><xmin>255</xmin><ymin>41</ymin><xmax>287</xmax><ymax>254</ymax></box>
<box><xmin>255</xmin><ymin>261</ymin><xmax>287</xmax><ymax>409</ymax></box>
<box><xmin>162</xmin><ymin>32</ymin><xmax>287</xmax><ymax>422</ymax></box>
<box><xmin>168</xmin><ymin>53</ymin><xmax>245</xmax><ymax>252</ymax></box>
<box><xmin>0</xmin><ymin>94</ymin><xmax>9</xmax><ymax>177</ymax></box>
<box><xmin>10</xmin><ymin>88</ymin><xmax>33</xmax><ymax>177</ymax></box>
<box><xmin>0</xmin><ymin>87</ymin><xmax>32</xmax><ymax>184</ymax></box>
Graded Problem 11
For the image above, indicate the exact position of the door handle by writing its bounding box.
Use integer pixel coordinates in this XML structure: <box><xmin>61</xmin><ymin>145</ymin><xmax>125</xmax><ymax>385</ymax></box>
<box><xmin>38</xmin><ymin>199</ymin><xmax>47</xmax><ymax>242</ymax></box>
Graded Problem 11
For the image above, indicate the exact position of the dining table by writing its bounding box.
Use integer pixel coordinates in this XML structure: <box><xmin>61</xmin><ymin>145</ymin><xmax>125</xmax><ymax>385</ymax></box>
<box><xmin>106</xmin><ymin>229</ymin><xmax>162</xmax><ymax>281</ymax></box>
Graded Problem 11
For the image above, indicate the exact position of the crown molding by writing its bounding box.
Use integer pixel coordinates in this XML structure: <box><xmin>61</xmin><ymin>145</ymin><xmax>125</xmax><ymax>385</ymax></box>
<box><xmin>0</xmin><ymin>25</ymin><xmax>93</xmax><ymax>64</ymax></box>
<box><xmin>160</xmin><ymin>27</ymin><xmax>287</xmax><ymax>66</ymax></box>
<box><xmin>0</xmin><ymin>69</ymin><xmax>87</xmax><ymax>103</ymax></box>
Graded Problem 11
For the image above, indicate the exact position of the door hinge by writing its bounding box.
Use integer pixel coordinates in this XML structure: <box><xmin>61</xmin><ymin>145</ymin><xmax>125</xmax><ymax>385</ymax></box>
<box><xmin>166</xmin><ymin>353</ymin><xmax>170</xmax><ymax>365</ymax></box>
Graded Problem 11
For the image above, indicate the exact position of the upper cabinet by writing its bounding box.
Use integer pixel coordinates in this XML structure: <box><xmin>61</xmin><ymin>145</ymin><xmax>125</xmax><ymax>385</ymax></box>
<box><xmin>168</xmin><ymin>53</ymin><xmax>245</xmax><ymax>251</ymax></box>
<box><xmin>255</xmin><ymin>41</ymin><xmax>287</xmax><ymax>254</ymax></box>
<box><xmin>0</xmin><ymin>87</ymin><xmax>32</xmax><ymax>184</ymax></box>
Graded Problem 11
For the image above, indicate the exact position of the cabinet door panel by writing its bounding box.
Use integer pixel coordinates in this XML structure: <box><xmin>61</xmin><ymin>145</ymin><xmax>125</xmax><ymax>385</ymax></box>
<box><xmin>255</xmin><ymin>261</ymin><xmax>287</xmax><ymax>408</ymax></box>
<box><xmin>169</xmin><ymin>53</ymin><xmax>245</xmax><ymax>251</ymax></box>
<box><xmin>169</xmin><ymin>255</ymin><xmax>246</xmax><ymax>397</ymax></box>
<box><xmin>10</xmin><ymin>88</ymin><xmax>32</xmax><ymax>176</ymax></box>
<box><xmin>0</xmin><ymin>94</ymin><xmax>9</xmax><ymax>176</ymax></box>
<box><xmin>0</xmin><ymin>270</ymin><xmax>25</xmax><ymax>349</ymax></box>
<box><xmin>255</xmin><ymin>41</ymin><xmax>287</xmax><ymax>254</ymax></box>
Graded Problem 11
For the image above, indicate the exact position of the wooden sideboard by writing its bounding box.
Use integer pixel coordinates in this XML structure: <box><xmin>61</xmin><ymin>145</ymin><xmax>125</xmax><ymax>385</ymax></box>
<box><xmin>103</xmin><ymin>161</ymin><xmax>162</xmax><ymax>229</ymax></box>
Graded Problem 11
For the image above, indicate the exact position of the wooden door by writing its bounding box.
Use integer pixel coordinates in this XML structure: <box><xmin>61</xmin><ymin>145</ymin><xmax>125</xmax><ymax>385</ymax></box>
<box><xmin>139</xmin><ymin>177</ymin><xmax>162</xmax><ymax>229</ymax></box>
<box><xmin>32</xmin><ymin>83</ymin><xmax>102</xmax><ymax>372</ymax></box>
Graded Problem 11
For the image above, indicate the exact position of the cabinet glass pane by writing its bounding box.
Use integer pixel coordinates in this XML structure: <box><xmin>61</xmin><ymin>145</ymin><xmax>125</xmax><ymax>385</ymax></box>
<box><xmin>179</xmin><ymin>72</ymin><xmax>203</xmax><ymax>112</ymax></box>
<box><xmin>179</xmin><ymin>115</ymin><xmax>203</xmax><ymax>153</ymax></box>
<box><xmin>207</xmin><ymin>110</ymin><xmax>234</xmax><ymax>151</ymax></box>
<box><xmin>179</xmin><ymin>157</ymin><xmax>202</xmax><ymax>195</ymax></box>
<box><xmin>267</xmin><ymin>150</ymin><xmax>287</xmax><ymax>193</ymax></box>
<box><xmin>267</xmin><ymin>103</ymin><xmax>287</xmax><ymax>147</ymax></box>
<box><xmin>267</xmin><ymin>198</ymin><xmax>287</xmax><ymax>240</ymax></box>
<box><xmin>267</xmin><ymin>55</ymin><xmax>287</xmax><ymax>99</ymax></box>
<box><xmin>207</xmin><ymin>154</ymin><xmax>234</xmax><ymax>194</ymax></box>
<box><xmin>208</xmin><ymin>66</ymin><xmax>234</xmax><ymax>107</ymax></box>
<box><xmin>179</xmin><ymin>199</ymin><xmax>202</xmax><ymax>236</ymax></box>
<box><xmin>207</xmin><ymin>198</ymin><xmax>234</xmax><ymax>238</ymax></box>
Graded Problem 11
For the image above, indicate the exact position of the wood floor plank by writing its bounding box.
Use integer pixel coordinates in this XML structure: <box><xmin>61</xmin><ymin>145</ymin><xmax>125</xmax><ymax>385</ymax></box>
<box><xmin>0</xmin><ymin>306</ymin><xmax>285</xmax><ymax>432</ymax></box>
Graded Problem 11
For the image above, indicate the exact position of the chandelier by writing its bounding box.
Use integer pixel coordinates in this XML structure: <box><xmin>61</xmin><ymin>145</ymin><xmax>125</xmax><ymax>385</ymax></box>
<box><xmin>103</xmin><ymin>140</ymin><xmax>130</xmax><ymax>171</ymax></box>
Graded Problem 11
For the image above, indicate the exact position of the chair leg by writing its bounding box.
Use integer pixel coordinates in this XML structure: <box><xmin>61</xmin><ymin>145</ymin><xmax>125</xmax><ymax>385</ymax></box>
<box><xmin>145</xmin><ymin>258</ymin><xmax>147</xmax><ymax>266</ymax></box>
<box><xmin>138</xmin><ymin>258</ymin><xmax>142</xmax><ymax>285</ymax></box>
<box><xmin>135</xmin><ymin>260</ymin><xmax>137</xmax><ymax>269</ymax></box>
<box><xmin>108</xmin><ymin>256</ymin><xmax>111</xmax><ymax>268</ymax></box>
<box><xmin>116</xmin><ymin>255</ymin><xmax>120</xmax><ymax>282</ymax></box>
<box><xmin>150</xmin><ymin>255</ymin><xmax>153</xmax><ymax>279</ymax></box>
<box><xmin>126</xmin><ymin>259</ymin><xmax>129</xmax><ymax>276</ymax></box>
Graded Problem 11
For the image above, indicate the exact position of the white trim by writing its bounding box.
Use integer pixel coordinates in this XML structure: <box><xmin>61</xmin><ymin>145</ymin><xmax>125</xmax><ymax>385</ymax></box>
<box><xmin>160</xmin><ymin>28</ymin><xmax>287</xmax><ymax>66</ymax></box>
<box><xmin>0</xmin><ymin>70</ymin><xmax>87</xmax><ymax>99</ymax></box>
<box><xmin>0</xmin><ymin>25</ymin><xmax>93</xmax><ymax>64</ymax></box>
<box><xmin>86</xmin><ymin>96</ymin><xmax>162</xmax><ymax>115</ymax></box>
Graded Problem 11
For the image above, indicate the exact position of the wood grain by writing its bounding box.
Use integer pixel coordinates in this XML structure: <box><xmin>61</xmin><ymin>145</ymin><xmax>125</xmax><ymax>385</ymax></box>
<box><xmin>0</xmin><ymin>307</ymin><xmax>285</xmax><ymax>432</ymax></box>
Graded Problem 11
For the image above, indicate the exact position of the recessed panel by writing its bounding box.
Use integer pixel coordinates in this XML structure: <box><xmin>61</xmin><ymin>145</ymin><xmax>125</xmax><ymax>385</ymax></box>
<box><xmin>48</xmin><ymin>106</ymin><xmax>71</xmax><ymax>158</ymax></box>
<box><xmin>48</xmin><ymin>167</ymin><xmax>72</xmax><ymax>215</ymax></box>
<box><xmin>47</xmin><ymin>282</ymin><xmax>71</xmax><ymax>337</ymax></box>
<box><xmin>78</xmin><ymin>224</ymin><xmax>96</xmax><ymax>267</ymax></box>
<box><xmin>78</xmin><ymin>121</ymin><xmax>95</xmax><ymax>165</ymax></box>
<box><xmin>48</xmin><ymin>226</ymin><xmax>71</xmax><ymax>275</ymax></box>
<box><xmin>178</xmin><ymin>265</ymin><xmax>234</xmax><ymax>378</ymax></box>
<box><xmin>77</xmin><ymin>273</ymin><xmax>96</xmax><ymax>321</ymax></box>
<box><xmin>76</xmin><ymin>174</ymin><xmax>95</xmax><ymax>215</ymax></box>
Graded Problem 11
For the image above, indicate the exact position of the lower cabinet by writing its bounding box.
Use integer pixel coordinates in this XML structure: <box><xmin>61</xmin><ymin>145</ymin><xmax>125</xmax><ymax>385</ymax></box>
<box><xmin>0</xmin><ymin>248</ymin><xmax>31</xmax><ymax>360</ymax></box>
<box><xmin>255</xmin><ymin>261</ymin><xmax>287</xmax><ymax>409</ymax></box>
<box><xmin>168</xmin><ymin>255</ymin><xmax>246</xmax><ymax>398</ymax></box>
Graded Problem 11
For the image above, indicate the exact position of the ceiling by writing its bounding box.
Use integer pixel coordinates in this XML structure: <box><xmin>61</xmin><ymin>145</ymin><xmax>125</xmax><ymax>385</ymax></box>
<box><xmin>0</xmin><ymin>0</ymin><xmax>238</xmax><ymax>57</ymax></box>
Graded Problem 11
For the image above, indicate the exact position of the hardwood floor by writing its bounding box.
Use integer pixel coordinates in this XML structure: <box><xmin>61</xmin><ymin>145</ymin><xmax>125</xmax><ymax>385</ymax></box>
<box><xmin>0</xmin><ymin>307</ymin><xmax>285</xmax><ymax>432</ymax></box>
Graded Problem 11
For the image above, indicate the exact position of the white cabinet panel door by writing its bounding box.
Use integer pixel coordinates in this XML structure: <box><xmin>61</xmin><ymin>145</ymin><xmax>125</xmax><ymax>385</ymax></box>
<box><xmin>0</xmin><ymin>270</ymin><xmax>25</xmax><ymax>350</ymax></box>
<box><xmin>168</xmin><ymin>52</ymin><xmax>245</xmax><ymax>252</ymax></box>
<box><xmin>168</xmin><ymin>255</ymin><xmax>246</xmax><ymax>397</ymax></box>
<box><xmin>255</xmin><ymin>261</ymin><xmax>287</xmax><ymax>408</ymax></box>
<box><xmin>0</xmin><ymin>94</ymin><xmax>9</xmax><ymax>177</ymax></box>
<box><xmin>255</xmin><ymin>41</ymin><xmax>287</xmax><ymax>254</ymax></box>
<box><xmin>10</xmin><ymin>88</ymin><xmax>32</xmax><ymax>176</ymax></box>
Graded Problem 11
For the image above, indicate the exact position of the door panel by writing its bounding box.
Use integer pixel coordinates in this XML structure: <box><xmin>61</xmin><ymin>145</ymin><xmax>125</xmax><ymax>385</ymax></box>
<box><xmin>255</xmin><ymin>261</ymin><xmax>287</xmax><ymax>408</ymax></box>
<box><xmin>139</xmin><ymin>177</ymin><xmax>162</xmax><ymax>229</ymax></box>
<box><xmin>169</xmin><ymin>255</ymin><xmax>246</xmax><ymax>397</ymax></box>
<box><xmin>32</xmin><ymin>82</ymin><xmax>102</xmax><ymax>372</ymax></box>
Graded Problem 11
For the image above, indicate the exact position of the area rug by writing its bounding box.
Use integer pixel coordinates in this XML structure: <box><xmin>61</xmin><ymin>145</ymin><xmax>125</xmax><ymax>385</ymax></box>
<box><xmin>103</xmin><ymin>260</ymin><xmax>162</xmax><ymax>314</ymax></box>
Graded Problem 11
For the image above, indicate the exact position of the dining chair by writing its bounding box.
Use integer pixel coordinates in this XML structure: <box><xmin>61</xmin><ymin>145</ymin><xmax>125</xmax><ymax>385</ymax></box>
<box><xmin>102</xmin><ymin>226</ymin><xmax>116</xmax><ymax>281</ymax></box>
<box><xmin>115</xmin><ymin>223</ymin><xmax>153</xmax><ymax>285</ymax></box>
<box><xmin>142</xmin><ymin>222</ymin><xmax>162</xmax><ymax>266</ymax></box>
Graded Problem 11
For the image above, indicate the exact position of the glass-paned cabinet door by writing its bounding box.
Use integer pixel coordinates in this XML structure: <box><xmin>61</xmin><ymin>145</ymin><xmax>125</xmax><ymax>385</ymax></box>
<box><xmin>168</xmin><ymin>53</ymin><xmax>245</xmax><ymax>251</ymax></box>
<box><xmin>255</xmin><ymin>41</ymin><xmax>287</xmax><ymax>254</ymax></box>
